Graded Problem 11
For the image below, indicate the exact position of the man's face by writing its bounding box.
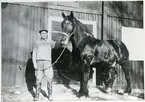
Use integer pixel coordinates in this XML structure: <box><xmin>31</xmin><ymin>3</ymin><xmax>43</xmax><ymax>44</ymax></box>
<box><xmin>40</xmin><ymin>31</ymin><xmax>47</xmax><ymax>39</ymax></box>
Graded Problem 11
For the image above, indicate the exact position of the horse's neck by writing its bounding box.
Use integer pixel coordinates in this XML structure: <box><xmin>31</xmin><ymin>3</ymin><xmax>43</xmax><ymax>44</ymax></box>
<box><xmin>73</xmin><ymin>28</ymin><xmax>85</xmax><ymax>45</ymax></box>
<box><xmin>72</xmin><ymin>19</ymin><xmax>92</xmax><ymax>47</ymax></box>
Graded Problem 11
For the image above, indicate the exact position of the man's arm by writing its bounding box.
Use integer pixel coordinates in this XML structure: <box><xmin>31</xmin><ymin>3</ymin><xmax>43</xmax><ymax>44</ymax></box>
<box><xmin>50</xmin><ymin>40</ymin><xmax>56</xmax><ymax>48</ymax></box>
<box><xmin>32</xmin><ymin>44</ymin><xmax>37</xmax><ymax>69</ymax></box>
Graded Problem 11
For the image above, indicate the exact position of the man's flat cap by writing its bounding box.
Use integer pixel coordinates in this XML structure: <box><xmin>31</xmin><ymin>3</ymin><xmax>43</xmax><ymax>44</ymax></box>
<box><xmin>39</xmin><ymin>29</ymin><xmax>48</xmax><ymax>33</ymax></box>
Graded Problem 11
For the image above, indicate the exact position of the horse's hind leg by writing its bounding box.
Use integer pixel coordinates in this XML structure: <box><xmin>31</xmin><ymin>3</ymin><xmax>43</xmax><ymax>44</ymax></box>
<box><xmin>102</xmin><ymin>67</ymin><xmax>118</xmax><ymax>93</ymax></box>
<box><xmin>120</xmin><ymin>60</ymin><xmax>131</xmax><ymax>93</ymax></box>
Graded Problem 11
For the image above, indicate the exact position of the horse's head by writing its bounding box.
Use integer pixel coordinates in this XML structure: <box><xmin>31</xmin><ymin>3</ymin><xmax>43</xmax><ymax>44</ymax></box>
<box><xmin>61</xmin><ymin>11</ymin><xmax>76</xmax><ymax>35</ymax></box>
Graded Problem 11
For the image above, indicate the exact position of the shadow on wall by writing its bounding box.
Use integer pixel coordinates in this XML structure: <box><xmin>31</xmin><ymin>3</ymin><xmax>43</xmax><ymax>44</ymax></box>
<box><xmin>25</xmin><ymin>52</ymin><xmax>36</xmax><ymax>98</ymax></box>
<box><xmin>25</xmin><ymin>52</ymin><xmax>51</xmax><ymax>98</ymax></box>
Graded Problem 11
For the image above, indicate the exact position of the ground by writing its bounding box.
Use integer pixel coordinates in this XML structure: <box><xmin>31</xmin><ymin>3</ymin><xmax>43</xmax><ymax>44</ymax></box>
<box><xmin>1</xmin><ymin>82</ymin><xmax>144</xmax><ymax>102</ymax></box>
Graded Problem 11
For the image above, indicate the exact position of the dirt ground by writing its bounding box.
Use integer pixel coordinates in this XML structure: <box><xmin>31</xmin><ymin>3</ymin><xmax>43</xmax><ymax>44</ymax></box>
<box><xmin>1</xmin><ymin>82</ymin><xmax>144</xmax><ymax>102</ymax></box>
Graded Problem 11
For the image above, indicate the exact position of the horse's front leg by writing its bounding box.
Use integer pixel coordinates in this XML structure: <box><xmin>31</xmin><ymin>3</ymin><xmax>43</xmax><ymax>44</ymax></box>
<box><xmin>78</xmin><ymin>59</ymin><xmax>90</xmax><ymax>97</ymax></box>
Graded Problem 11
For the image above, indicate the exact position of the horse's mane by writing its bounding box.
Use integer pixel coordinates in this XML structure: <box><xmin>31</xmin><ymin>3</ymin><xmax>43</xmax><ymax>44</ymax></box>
<box><xmin>74</xmin><ymin>18</ymin><xmax>93</xmax><ymax>36</ymax></box>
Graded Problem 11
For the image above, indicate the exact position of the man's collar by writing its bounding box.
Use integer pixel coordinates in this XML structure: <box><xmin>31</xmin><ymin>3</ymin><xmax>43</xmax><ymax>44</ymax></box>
<box><xmin>40</xmin><ymin>38</ymin><xmax>47</xmax><ymax>41</ymax></box>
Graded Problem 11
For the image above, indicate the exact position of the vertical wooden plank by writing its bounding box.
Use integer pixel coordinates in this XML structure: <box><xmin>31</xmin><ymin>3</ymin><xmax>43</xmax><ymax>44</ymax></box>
<box><xmin>83</xmin><ymin>12</ymin><xmax>86</xmax><ymax>20</ymax></box>
<box><xmin>20</xmin><ymin>5</ymin><xmax>25</xmax><ymax>85</ymax></box>
<box><xmin>2</xmin><ymin>4</ymin><xmax>7</xmax><ymax>86</ymax></box>
<box><xmin>23</xmin><ymin>5</ymin><xmax>28</xmax><ymax>85</ymax></box>
<box><xmin>138</xmin><ymin>61</ymin><xmax>142</xmax><ymax>90</ymax></box>
<box><xmin>15</xmin><ymin>4</ymin><xmax>21</xmax><ymax>86</ymax></box>
<box><xmin>106</xmin><ymin>16</ymin><xmax>109</xmax><ymax>39</ymax></box>
<box><xmin>2</xmin><ymin>4</ymin><xmax>10</xmax><ymax>86</ymax></box>
<box><xmin>98</xmin><ymin>15</ymin><xmax>101</xmax><ymax>39</ymax></box>
<box><xmin>136</xmin><ymin>62</ymin><xmax>139</xmax><ymax>90</ymax></box>
<box><xmin>108</xmin><ymin>16</ymin><xmax>110</xmax><ymax>39</ymax></box>
<box><xmin>8</xmin><ymin>4</ymin><xmax>12</xmax><ymax>86</ymax></box>
<box><xmin>30</xmin><ymin>6</ymin><xmax>35</xmax><ymax>51</ymax></box>
<box><xmin>119</xmin><ymin>64</ymin><xmax>122</xmax><ymax>89</ymax></box>
<box><xmin>117</xmin><ymin>17</ymin><xmax>120</xmax><ymax>40</ymax></box>
<box><xmin>36</xmin><ymin>7</ymin><xmax>40</xmax><ymax>40</ymax></box>
<box><xmin>130</xmin><ymin>61</ymin><xmax>134</xmax><ymax>89</ymax></box>
<box><xmin>97</xmin><ymin>15</ymin><xmax>100</xmax><ymax>39</ymax></box>
<box><xmin>133</xmin><ymin>61</ymin><xmax>135</xmax><ymax>89</ymax></box>
<box><xmin>48</xmin><ymin>8</ymin><xmax>51</xmax><ymax>17</ymax></box>
<box><xmin>25</xmin><ymin>6</ymin><xmax>31</xmax><ymax>62</ymax></box>
<box><xmin>130</xmin><ymin>61</ymin><xmax>133</xmax><ymax>89</ymax></box>
<box><xmin>99</xmin><ymin>15</ymin><xmax>102</xmax><ymax>39</ymax></box>
<box><xmin>113</xmin><ymin>18</ymin><xmax>115</xmax><ymax>39</ymax></box>
<box><xmin>25</xmin><ymin>6</ymin><xmax>29</xmax><ymax>57</ymax></box>
<box><xmin>107</xmin><ymin>16</ymin><xmax>111</xmax><ymax>39</ymax></box>
<box><xmin>11</xmin><ymin>4</ymin><xmax>20</xmax><ymax>86</ymax></box>
<box><xmin>135</xmin><ymin>61</ymin><xmax>138</xmax><ymax>89</ymax></box>
<box><xmin>116</xmin><ymin>18</ymin><xmax>118</xmax><ymax>39</ymax></box>
<box><xmin>16</xmin><ymin>4</ymin><xmax>29</xmax><ymax>86</ymax></box>
<box><xmin>6</xmin><ymin>4</ymin><xmax>19</xmax><ymax>86</ymax></box>
<box><xmin>141</xmin><ymin>61</ymin><xmax>144</xmax><ymax>89</ymax></box>
<box><xmin>96</xmin><ymin>15</ymin><xmax>99</xmax><ymax>39</ymax></box>
<box><xmin>119</xmin><ymin>65</ymin><xmax>122</xmax><ymax>89</ymax></box>
<box><xmin>129</xmin><ymin>62</ymin><xmax>132</xmax><ymax>89</ymax></box>
<box><xmin>87</xmin><ymin>13</ymin><xmax>89</xmax><ymax>20</ymax></box>
<box><xmin>111</xmin><ymin>17</ymin><xmax>113</xmax><ymax>39</ymax></box>
<box><xmin>7</xmin><ymin>4</ymin><xmax>13</xmax><ymax>86</ymax></box>
<box><xmin>110</xmin><ymin>16</ymin><xmax>112</xmax><ymax>39</ymax></box>
<box><xmin>27</xmin><ymin>6</ymin><xmax>32</xmax><ymax>54</ymax></box>
<box><xmin>92</xmin><ymin>14</ymin><xmax>95</xmax><ymax>21</ymax></box>
<box><xmin>45</xmin><ymin>8</ymin><xmax>48</xmax><ymax>30</ymax></box>
<box><xmin>134</xmin><ymin>61</ymin><xmax>138</xmax><ymax>89</ymax></box>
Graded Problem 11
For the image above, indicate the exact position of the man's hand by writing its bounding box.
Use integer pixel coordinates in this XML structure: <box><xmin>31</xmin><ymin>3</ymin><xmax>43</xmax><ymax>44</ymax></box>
<box><xmin>62</xmin><ymin>37</ymin><xmax>69</xmax><ymax>45</ymax></box>
<box><xmin>33</xmin><ymin>64</ymin><xmax>37</xmax><ymax>70</ymax></box>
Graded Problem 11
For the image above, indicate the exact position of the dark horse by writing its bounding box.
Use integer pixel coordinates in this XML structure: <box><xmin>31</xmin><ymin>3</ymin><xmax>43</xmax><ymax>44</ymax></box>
<box><xmin>61</xmin><ymin>11</ymin><xmax>131</xmax><ymax>97</ymax></box>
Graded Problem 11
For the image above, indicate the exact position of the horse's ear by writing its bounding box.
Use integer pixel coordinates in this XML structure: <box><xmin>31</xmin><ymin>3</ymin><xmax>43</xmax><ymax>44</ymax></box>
<box><xmin>70</xmin><ymin>11</ymin><xmax>74</xmax><ymax>18</ymax></box>
<box><xmin>62</xmin><ymin>12</ymin><xmax>66</xmax><ymax>19</ymax></box>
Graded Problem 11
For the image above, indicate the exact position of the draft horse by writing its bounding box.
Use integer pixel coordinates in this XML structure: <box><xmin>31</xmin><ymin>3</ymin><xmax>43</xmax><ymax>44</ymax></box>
<box><xmin>61</xmin><ymin>11</ymin><xmax>131</xmax><ymax>97</ymax></box>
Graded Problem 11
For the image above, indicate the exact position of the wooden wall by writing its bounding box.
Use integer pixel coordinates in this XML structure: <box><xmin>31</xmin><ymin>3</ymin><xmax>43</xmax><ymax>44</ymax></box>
<box><xmin>2</xmin><ymin>3</ymin><xmax>48</xmax><ymax>86</ymax></box>
<box><xmin>2</xmin><ymin>1</ymin><xmax>144</xmax><ymax>92</ymax></box>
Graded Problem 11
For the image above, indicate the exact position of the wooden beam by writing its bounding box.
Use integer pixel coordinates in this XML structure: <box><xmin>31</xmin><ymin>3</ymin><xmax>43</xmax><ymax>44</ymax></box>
<box><xmin>48</xmin><ymin>5</ymin><xmax>102</xmax><ymax>15</ymax></box>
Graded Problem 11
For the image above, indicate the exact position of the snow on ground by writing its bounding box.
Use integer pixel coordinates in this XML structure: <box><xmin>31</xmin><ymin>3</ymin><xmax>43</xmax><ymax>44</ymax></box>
<box><xmin>1</xmin><ymin>83</ymin><xmax>144</xmax><ymax>102</ymax></box>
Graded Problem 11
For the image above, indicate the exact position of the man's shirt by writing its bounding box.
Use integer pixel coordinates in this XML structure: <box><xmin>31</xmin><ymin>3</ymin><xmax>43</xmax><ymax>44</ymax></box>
<box><xmin>32</xmin><ymin>38</ymin><xmax>55</xmax><ymax>69</ymax></box>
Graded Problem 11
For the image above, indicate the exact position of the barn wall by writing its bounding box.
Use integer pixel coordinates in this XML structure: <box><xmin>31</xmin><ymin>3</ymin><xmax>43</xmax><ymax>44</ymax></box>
<box><xmin>2</xmin><ymin>3</ymin><xmax>48</xmax><ymax>86</ymax></box>
<box><xmin>2</xmin><ymin>1</ymin><xmax>144</xmax><ymax>91</ymax></box>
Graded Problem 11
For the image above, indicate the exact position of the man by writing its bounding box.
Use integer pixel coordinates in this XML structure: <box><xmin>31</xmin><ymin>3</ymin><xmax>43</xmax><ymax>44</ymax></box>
<box><xmin>32</xmin><ymin>29</ymin><xmax>56</xmax><ymax>101</ymax></box>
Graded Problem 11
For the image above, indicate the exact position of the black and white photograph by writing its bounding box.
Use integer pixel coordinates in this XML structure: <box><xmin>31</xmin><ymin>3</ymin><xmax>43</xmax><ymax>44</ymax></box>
<box><xmin>1</xmin><ymin>1</ymin><xmax>144</xmax><ymax>101</ymax></box>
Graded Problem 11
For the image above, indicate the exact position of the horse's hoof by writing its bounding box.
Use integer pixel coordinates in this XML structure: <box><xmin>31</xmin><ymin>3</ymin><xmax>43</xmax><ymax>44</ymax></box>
<box><xmin>117</xmin><ymin>89</ymin><xmax>124</xmax><ymax>95</ymax></box>
<box><xmin>124</xmin><ymin>93</ymin><xmax>129</xmax><ymax>96</ymax></box>
<box><xmin>124</xmin><ymin>88</ymin><xmax>131</xmax><ymax>94</ymax></box>
<box><xmin>106</xmin><ymin>87</ymin><xmax>112</xmax><ymax>93</ymax></box>
<box><xmin>77</xmin><ymin>93</ymin><xmax>88</xmax><ymax>98</ymax></box>
<box><xmin>77</xmin><ymin>92</ymin><xmax>83</xmax><ymax>98</ymax></box>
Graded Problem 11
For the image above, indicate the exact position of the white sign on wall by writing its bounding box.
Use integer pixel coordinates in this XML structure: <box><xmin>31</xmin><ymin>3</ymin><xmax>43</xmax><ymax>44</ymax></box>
<box><xmin>122</xmin><ymin>26</ymin><xmax>145</xmax><ymax>60</ymax></box>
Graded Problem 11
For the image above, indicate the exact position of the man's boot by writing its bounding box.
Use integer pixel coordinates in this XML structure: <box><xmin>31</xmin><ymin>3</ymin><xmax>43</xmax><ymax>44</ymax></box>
<box><xmin>47</xmin><ymin>80</ymin><xmax>53</xmax><ymax>101</ymax></box>
<box><xmin>33</xmin><ymin>82</ymin><xmax>41</xmax><ymax>101</ymax></box>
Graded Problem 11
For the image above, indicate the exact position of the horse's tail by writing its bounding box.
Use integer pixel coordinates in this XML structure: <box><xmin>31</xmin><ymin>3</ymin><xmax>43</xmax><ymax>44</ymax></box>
<box><xmin>117</xmin><ymin>40</ymin><xmax>129</xmax><ymax>60</ymax></box>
